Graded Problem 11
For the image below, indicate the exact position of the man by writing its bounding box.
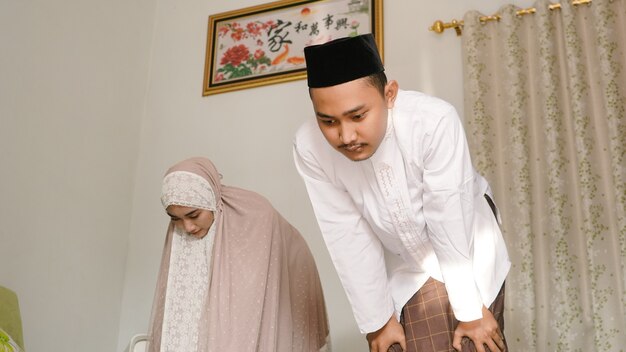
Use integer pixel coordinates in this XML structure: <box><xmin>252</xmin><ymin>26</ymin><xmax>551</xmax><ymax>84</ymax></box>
<box><xmin>293</xmin><ymin>34</ymin><xmax>510</xmax><ymax>352</ymax></box>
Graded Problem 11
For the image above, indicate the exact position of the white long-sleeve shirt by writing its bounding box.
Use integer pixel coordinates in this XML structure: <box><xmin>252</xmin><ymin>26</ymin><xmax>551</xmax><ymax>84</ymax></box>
<box><xmin>293</xmin><ymin>90</ymin><xmax>510</xmax><ymax>334</ymax></box>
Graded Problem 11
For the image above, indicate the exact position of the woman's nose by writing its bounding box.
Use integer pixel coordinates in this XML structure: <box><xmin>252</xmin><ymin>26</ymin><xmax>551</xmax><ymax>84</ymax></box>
<box><xmin>183</xmin><ymin>219</ymin><xmax>197</xmax><ymax>233</ymax></box>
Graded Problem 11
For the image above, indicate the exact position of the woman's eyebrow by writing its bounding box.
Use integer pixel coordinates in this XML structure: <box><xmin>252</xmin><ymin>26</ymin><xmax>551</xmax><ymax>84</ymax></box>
<box><xmin>166</xmin><ymin>209</ymin><xmax>199</xmax><ymax>218</ymax></box>
<box><xmin>185</xmin><ymin>209</ymin><xmax>198</xmax><ymax>216</ymax></box>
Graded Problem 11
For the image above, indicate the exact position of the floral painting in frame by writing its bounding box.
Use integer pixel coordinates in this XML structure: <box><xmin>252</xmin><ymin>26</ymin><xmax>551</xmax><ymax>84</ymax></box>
<box><xmin>203</xmin><ymin>0</ymin><xmax>383</xmax><ymax>96</ymax></box>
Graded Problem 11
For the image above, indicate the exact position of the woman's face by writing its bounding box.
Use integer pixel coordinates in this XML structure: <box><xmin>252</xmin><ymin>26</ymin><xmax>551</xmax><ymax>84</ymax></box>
<box><xmin>166</xmin><ymin>205</ymin><xmax>215</xmax><ymax>239</ymax></box>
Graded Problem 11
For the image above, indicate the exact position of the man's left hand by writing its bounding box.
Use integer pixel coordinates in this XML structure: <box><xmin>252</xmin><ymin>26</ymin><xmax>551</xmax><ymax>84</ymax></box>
<box><xmin>452</xmin><ymin>305</ymin><xmax>505</xmax><ymax>352</ymax></box>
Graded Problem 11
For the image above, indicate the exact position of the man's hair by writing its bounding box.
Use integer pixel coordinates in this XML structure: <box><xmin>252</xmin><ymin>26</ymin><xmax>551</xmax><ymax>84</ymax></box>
<box><xmin>365</xmin><ymin>71</ymin><xmax>388</xmax><ymax>97</ymax></box>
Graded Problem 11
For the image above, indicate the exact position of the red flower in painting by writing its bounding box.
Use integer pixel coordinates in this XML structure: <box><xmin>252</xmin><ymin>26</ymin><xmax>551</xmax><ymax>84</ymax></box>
<box><xmin>231</xmin><ymin>27</ymin><xmax>245</xmax><ymax>41</ymax></box>
<box><xmin>220</xmin><ymin>44</ymin><xmax>250</xmax><ymax>67</ymax></box>
<box><xmin>218</xmin><ymin>26</ymin><xmax>229</xmax><ymax>37</ymax></box>
<box><xmin>246</xmin><ymin>22</ymin><xmax>262</xmax><ymax>37</ymax></box>
<box><xmin>254</xmin><ymin>49</ymin><xmax>265</xmax><ymax>60</ymax></box>
<box><xmin>215</xmin><ymin>73</ymin><xmax>224</xmax><ymax>82</ymax></box>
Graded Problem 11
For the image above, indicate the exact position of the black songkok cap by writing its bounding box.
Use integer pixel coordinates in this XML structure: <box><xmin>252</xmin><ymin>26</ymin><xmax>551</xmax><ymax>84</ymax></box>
<box><xmin>304</xmin><ymin>33</ymin><xmax>384</xmax><ymax>88</ymax></box>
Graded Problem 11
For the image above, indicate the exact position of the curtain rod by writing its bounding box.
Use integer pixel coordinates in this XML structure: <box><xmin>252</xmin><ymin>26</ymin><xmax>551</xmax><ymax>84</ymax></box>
<box><xmin>429</xmin><ymin>0</ymin><xmax>592</xmax><ymax>36</ymax></box>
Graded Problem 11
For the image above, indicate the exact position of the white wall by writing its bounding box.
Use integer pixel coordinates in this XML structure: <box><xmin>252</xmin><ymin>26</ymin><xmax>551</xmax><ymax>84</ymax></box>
<box><xmin>117</xmin><ymin>0</ymin><xmax>535</xmax><ymax>351</ymax></box>
<box><xmin>0</xmin><ymin>1</ymin><xmax>156</xmax><ymax>351</ymax></box>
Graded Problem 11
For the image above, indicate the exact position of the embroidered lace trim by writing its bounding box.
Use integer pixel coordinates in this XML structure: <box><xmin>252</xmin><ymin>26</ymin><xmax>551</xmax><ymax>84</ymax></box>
<box><xmin>161</xmin><ymin>226</ymin><xmax>215</xmax><ymax>352</ymax></box>
<box><xmin>161</xmin><ymin>171</ymin><xmax>216</xmax><ymax>210</ymax></box>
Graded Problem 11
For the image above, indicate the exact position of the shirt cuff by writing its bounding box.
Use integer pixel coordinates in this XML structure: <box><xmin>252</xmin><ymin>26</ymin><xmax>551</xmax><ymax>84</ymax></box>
<box><xmin>358</xmin><ymin>299</ymin><xmax>395</xmax><ymax>334</ymax></box>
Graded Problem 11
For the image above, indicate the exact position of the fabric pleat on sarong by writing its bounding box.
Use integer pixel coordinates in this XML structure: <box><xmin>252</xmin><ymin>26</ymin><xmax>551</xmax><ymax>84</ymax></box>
<box><xmin>388</xmin><ymin>277</ymin><xmax>506</xmax><ymax>352</ymax></box>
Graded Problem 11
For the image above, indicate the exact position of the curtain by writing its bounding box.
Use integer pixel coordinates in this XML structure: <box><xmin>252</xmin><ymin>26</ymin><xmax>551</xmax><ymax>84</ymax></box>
<box><xmin>461</xmin><ymin>0</ymin><xmax>626</xmax><ymax>350</ymax></box>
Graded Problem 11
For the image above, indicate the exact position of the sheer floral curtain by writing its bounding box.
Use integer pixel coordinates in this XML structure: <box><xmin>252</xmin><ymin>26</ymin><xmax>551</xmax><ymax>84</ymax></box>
<box><xmin>461</xmin><ymin>0</ymin><xmax>626</xmax><ymax>350</ymax></box>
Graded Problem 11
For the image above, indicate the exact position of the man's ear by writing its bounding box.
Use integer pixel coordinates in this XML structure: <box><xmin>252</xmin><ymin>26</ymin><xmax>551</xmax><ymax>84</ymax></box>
<box><xmin>384</xmin><ymin>80</ymin><xmax>399</xmax><ymax>109</ymax></box>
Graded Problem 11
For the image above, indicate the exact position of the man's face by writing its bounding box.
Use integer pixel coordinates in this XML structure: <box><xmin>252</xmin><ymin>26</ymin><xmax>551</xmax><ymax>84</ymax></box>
<box><xmin>310</xmin><ymin>78</ymin><xmax>397</xmax><ymax>161</ymax></box>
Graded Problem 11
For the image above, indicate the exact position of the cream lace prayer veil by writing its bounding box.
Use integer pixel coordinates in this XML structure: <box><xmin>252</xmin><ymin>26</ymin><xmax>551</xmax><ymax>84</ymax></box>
<box><xmin>147</xmin><ymin>157</ymin><xmax>330</xmax><ymax>352</ymax></box>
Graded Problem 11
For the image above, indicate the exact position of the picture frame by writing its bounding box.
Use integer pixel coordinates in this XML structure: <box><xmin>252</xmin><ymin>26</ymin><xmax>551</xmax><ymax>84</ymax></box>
<box><xmin>202</xmin><ymin>0</ymin><xmax>383</xmax><ymax>96</ymax></box>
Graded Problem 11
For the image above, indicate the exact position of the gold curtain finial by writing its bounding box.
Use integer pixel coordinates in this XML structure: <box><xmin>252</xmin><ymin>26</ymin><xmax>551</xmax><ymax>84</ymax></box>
<box><xmin>429</xmin><ymin>19</ymin><xmax>463</xmax><ymax>36</ymax></box>
<box><xmin>429</xmin><ymin>0</ymin><xmax>593</xmax><ymax>35</ymax></box>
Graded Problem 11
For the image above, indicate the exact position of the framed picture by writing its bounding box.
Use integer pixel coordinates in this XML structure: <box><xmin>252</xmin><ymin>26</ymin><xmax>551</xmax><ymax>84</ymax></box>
<box><xmin>202</xmin><ymin>0</ymin><xmax>383</xmax><ymax>96</ymax></box>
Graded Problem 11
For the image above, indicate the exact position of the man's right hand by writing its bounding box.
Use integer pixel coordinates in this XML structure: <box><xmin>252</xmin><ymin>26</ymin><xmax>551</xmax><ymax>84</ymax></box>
<box><xmin>366</xmin><ymin>315</ymin><xmax>406</xmax><ymax>352</ymax></box>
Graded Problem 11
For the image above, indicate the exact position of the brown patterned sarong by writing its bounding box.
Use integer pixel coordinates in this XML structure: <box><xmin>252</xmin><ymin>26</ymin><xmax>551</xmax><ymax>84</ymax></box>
<box><xmin>387</xmin><ymin>278</ymin><xmax>506</xmax><ymax>352</ymax></box>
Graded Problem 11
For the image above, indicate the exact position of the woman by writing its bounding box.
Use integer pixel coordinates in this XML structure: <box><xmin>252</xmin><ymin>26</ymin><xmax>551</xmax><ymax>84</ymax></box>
<box><xmin>147</xmin><ymin>157</ymin><xmax>330</xmax><ymax>351</ymax></box>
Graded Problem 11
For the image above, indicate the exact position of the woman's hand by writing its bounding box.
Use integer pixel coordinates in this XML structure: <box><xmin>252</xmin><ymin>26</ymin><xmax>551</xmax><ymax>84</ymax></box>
<box><xmin>366</xmin><ymin>315</ymin><xmax>406</xmax><ymax>352</ymax></box>
<box><xmin>453</xmin><ymin>306</ymin><xmax>505</xmax><ymax>352</ymax></box>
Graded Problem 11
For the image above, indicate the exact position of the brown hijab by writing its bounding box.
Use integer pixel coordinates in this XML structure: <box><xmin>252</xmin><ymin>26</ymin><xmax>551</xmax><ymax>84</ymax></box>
<box><xmin>147</xmin><ymin>157</ymin><xmax>330</xmax><ymax>351</ymax></box>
